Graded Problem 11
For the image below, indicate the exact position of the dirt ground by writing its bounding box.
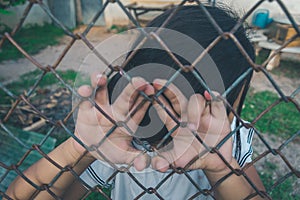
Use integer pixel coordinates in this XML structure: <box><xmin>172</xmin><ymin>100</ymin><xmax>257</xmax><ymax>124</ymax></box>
<box><xmin>0</xmin><ymin>26</ymin><xmax>299</xmax><ymax>195</ymax></box>
<box><xmin>251</xmin><ymin>70</ymin><xmax>300</xmax><ymax>99</ymax></box>
<box><xmin>0</xmin><ymin>27</ymin><xmax>114</xmax><ymax>84</ymax></box>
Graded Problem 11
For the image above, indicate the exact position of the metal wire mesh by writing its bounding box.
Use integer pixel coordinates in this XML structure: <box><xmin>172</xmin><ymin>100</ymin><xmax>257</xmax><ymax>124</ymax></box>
<box><xmin>0</xmin><ymin>0</ymin><xmax>299</xmax><ymax>199</ymax></box>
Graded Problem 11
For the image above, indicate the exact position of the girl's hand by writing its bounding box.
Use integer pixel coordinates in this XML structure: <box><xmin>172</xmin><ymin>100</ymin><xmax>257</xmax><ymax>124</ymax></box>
<box><xmin>151</xmin><ymin>79</ymin><xmax>232</xmax><ymax>173</ymax></box>
<box><xmin>74</xmin><ymin>73</ymin><xmax>154</xmax><ymax>171</ymax></box>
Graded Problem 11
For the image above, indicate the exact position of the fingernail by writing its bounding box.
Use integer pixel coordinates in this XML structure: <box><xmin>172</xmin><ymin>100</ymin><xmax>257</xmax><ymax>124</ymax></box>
<box><xmin>96</xmin><ymin>74</ymin><xmax>103</xmax><ymax>80</ymax></box>
<box><xmin>204</xmin><ymin>91</ymin><xmax>212</xmax><ymax>101</ymax></box>
<box><xmin>153</xmin><ymin>79</ymin><xmax>166</xmax><ymax>89</ymax></box>
<box><xmin>154</xmin><ymin>79</ymin><xmax>165</xmax><ymax>84</ymax></box>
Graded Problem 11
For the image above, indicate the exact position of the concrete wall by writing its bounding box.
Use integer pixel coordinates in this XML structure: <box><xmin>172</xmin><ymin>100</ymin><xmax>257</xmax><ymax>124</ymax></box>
<box><xmin>81</xmin><ymin>0</ymin><xmax>105</xmax><ymax>26</ymax></box>
<box><xmin>94</xmin><ymin>0</ymin><xmax>182</xmax><ymax>27</ymax></box>
<box><xmin>103</xmin><ymin>0</ymin><xmax>131</xmax><ymax>28</ymax></box>
<box><xmin>48</xmin><ymin>0</ymin><xmax>76</xmax><ymax>28</ymax></box>
<box><xmin>103</xmin><ymin>0</ymin><xmax>181</xmax><ymax>27</ymax></box>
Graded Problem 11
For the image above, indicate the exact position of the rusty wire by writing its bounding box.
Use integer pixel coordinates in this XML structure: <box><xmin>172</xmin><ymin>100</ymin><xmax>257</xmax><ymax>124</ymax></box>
<box><xmin>0</xmin><ymin>0</ymin><xmax>300</xmax><ymax>199</ymax></box>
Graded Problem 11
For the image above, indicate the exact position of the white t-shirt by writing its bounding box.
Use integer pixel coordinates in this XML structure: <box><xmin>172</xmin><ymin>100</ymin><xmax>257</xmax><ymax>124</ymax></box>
<box><xmin>80</xmin><ymin>121</ymin><xmax>254</xmax><ymax>199</ymax></box>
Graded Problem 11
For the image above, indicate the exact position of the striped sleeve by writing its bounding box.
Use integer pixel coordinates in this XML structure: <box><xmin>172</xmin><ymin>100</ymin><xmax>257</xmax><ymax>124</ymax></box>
<box><xmin>231</xmin><ymin>121</ymin><xmax>255</xmax><ymax>167</ymax></box>
<box><xmin>80</xmin><ymin>160</ymin><xmax>115</xmax><ymax>189</ymax></box>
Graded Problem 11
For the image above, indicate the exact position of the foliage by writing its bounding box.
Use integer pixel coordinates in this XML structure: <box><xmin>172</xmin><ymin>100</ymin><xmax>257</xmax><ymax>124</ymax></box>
<box><xmin>261</xmin><ymin>173</ymin><xmax>299</xmax><ymax>199</ymax></box>
<box><xmin>0</xmin><ymin>23</ymin><xmax>64</xmax><ymax>62</ymax></box>
<box><xmin>86</xmin><ymin>188</ymin><xmax>111</xmax><ymax>200</ymax></box>
<box><xmin>109</xmin><ymin>24</ymin><xmax>130</xmax><ymax>33</ymax></box>
<box><xmin>0</xmin><ymin>0</ymin><xmax>26</xmax><ymax>8</ymax></box>
<box><xmin>242</xmin><ymin>90</ymin><xmax>300</xmax><ymax>138</ymax></box>
<box><xmin>259</xmin><ymin>161</ymin><xmax>300</xmax><ymax>200</ymax></box>
<box><xmin>0</xmin><ymin>0</ymin><xmax>26</xmax><ymax>14</ymax></box>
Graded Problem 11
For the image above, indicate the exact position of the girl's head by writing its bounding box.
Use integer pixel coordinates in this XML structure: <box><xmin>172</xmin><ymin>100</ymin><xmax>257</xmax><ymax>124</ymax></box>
<box><xmin>108</xmin><ymin>5</ymin><xmax>254</xmax><ymax>145</ymax></box>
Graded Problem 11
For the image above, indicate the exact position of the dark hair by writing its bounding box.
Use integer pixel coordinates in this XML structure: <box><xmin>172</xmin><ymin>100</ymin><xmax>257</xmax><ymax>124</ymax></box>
<box><xmin>108</xmin><ymin>5</ymin><xmax>254</xmax><ymax>146</ymax></box>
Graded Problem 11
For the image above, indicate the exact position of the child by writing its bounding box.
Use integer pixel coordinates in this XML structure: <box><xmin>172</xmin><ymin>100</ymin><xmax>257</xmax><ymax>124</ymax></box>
<box><xmin>6</xmin><ymin>5</ymin><xmax>266</xmax><ymax>200</ymax></box>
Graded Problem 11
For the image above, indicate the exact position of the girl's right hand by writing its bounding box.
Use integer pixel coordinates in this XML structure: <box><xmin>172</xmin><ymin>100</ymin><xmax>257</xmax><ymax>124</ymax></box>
<box><xmin>73</xmin><ymin>73</ymin><xmax>154</xmax><ymax>171</ymax></box>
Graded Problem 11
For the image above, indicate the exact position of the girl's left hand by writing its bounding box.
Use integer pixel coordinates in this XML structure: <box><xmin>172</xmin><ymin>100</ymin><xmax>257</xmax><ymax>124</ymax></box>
<box><xmin>151</xmin><ymin>79</ymin><xmax>233</xmax><ymax>173</ymax></box>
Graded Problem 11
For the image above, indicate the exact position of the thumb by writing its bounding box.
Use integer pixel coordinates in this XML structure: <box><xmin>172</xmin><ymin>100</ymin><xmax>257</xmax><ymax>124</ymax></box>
<box><xmin>125</xmin><ymin>146</ymin><xmax>151</xmax><ymax>171</ymax></box>
<box><xmin>151</xmin><ymin>155</ymin><xmax>170</xmax><ymax>172</ymax></box>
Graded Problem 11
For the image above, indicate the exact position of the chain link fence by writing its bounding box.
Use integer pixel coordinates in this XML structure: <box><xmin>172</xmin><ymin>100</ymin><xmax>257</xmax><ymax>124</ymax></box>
<box><xmin>0</xmin><ymin>0</ymin><xmax>299</xmax><ymax>199</ymax></box>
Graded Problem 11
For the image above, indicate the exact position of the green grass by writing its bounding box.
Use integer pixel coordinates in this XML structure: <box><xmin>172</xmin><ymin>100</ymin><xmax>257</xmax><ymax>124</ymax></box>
<box><xmin>109</xmin><ymin>24</ymin><xmax>130</xmax><ymax>33</ymax></box>
<box><xmin>0</xmin><ymin>69</ymin><xmax>91</xmax><ymax>145</ymax></box>
<box><xmin>242</xmin><ymin>90</ymin><xmax>300</xmax><ymax>138</ymax></box>
<box><xmin>0</xmin><ymin>125</ymin><xmax>56</xmax><ymax>191</ymax></box>
<box><xmin>271</xmin><ymin>59</ymin><xmax>300</xmax><ymax>79</ymax></box>
<box><xmin>0</xmin><ymin>69</ymin><xmax>80</xmax><ymax>105</ymax></box>
<box><xmin>86</xmin><ymin>188</ymin><xmax>111</xmax><ymax>200</ymax></box>
<box><xmin>260</xmin><ymin>173</ymin><xmax>300</xmax><ymax>200</ymax></box>
<box><xmin>252</xmin><ymin>54</ymin><xmax>300</xmax><ymax>198</ymax></box>
<box><xmin>255</xmin><ymin>49</ymin><xmax>270</xmax><ymax>65</ymax></box>
<box><xmin>0</xmin><ymin>23</ymin><xmax>64</xmax><ymax>62</ymax></box>
<box><xmin>259</xmin><ymin>161</ymin><xmax>300</xmax><ymax>200</ymax></box>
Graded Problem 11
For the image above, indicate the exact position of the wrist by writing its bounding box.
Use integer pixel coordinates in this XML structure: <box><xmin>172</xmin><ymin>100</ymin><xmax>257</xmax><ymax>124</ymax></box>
<box><xmin>63</xmin><ymin>138</ymin><xmax>95</xmax><ymax>166</ymax></box>
<box><xmin>204</xmin><ymin>159</ymin><xmax>255</xmax><ymax>200</ymax></box>
<box><xmin>204</xmin><ymin>158</ymin><xmax>239</xmax><ymax>183</ymax></box>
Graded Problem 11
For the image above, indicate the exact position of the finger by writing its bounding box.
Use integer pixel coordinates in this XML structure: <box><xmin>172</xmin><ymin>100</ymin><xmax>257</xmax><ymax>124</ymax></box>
<box><xmin>133</xmin><ymin>153</ymin><xmax>151</xmax><ymax>171</ymax></box>
<box><xmin>151</xmin><ymin>142</ymin><xmax>192</xmax><ymax>172</ymax></box>
<box><xmin>151</xmin><ymin>148</ymin><xmax>199</xmax><ymax>171</ymax></box>
<box><xmin>126</xmin><ymin>95</ymin><xmax>152</xmax><ymax>133</ymax></box>
<box><xmin>90</xmin><ymin>72</ymin><xmax>104</xmax><ymax>87</ymax></box>
<box><xmin>93</xmin><ymin>74</ymin><xmax>109</xmax><ymax>106</ymax></box>
<box><xmin>78</xmin><ymin>85</ymin><xmax>93</xmax><ymax>97</ymax></box>
<box><xmin>124</xmin><ymin>146</ymin><xmax>151</xmax><ymax>171</ymax></box>
<box><xmin>206</xmin><ymin>91</ymin><xmax>227</xmax><ymax>118</ymax></box>
<box><xmin>128</xmin><ymin>82</ymin><xmax>154</xmax><ymax>121</ymax></box>
<box><xmin>202</xmin><ymin>91</ymin><xmax>212</xmax><ymax>117</ymax></box>
<box><xmin>151</xmin><ymin>155</ymin><xmax>170</xmax><ymax>172</ymax></box>
<box><xmin>187</xmin><ymin>94</ymin><xmax>206</xmax><ymax>131</ymax></box>
<box><xmin>186</xmin><ymin>154</ymin><xmax>206</xmax><ymax>170</ymax></box>
<box><xmin>152</xmin><ymin>131</ymin><xmax>199</xmax><ymax>171</ymax></box>
<box><xmin>204</xmin><ymin>90</ymin><xmax>212</xmax><ymax>101</ymax></box>
<box><xmin>126</xmin><ymin>82</ymin><xmax>155</xmax><ymax>132</ymax></box>
<box><xmin>113</xmin><ymin>77</ymin><xmax>150</xmax><ymax>116</ymax></box>
<box><xmin>77</xmin><ymin>85</ymin><xmax>93</xmax><ymax>109</ymax></box>
<box><xmin>153</xmin><ymin>79</ymin><xmax>188</xmax><ymax>118</ymax></box>
<box><xmin>153</xmin><ymin>96</ymin><xmax>177</xmax><ymax>131</ymax></box>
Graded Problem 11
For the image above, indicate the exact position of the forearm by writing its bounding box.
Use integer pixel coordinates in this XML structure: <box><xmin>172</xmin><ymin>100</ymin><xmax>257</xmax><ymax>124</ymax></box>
<box><xmin>6</xmin><ymin>138</ymin><xmax>95</xmax><ymax>200</ymax></box>
<box><xmin>204</xmin><ymin>159</ymin><xmax>265</xmax><ymax>200</ymax></box>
